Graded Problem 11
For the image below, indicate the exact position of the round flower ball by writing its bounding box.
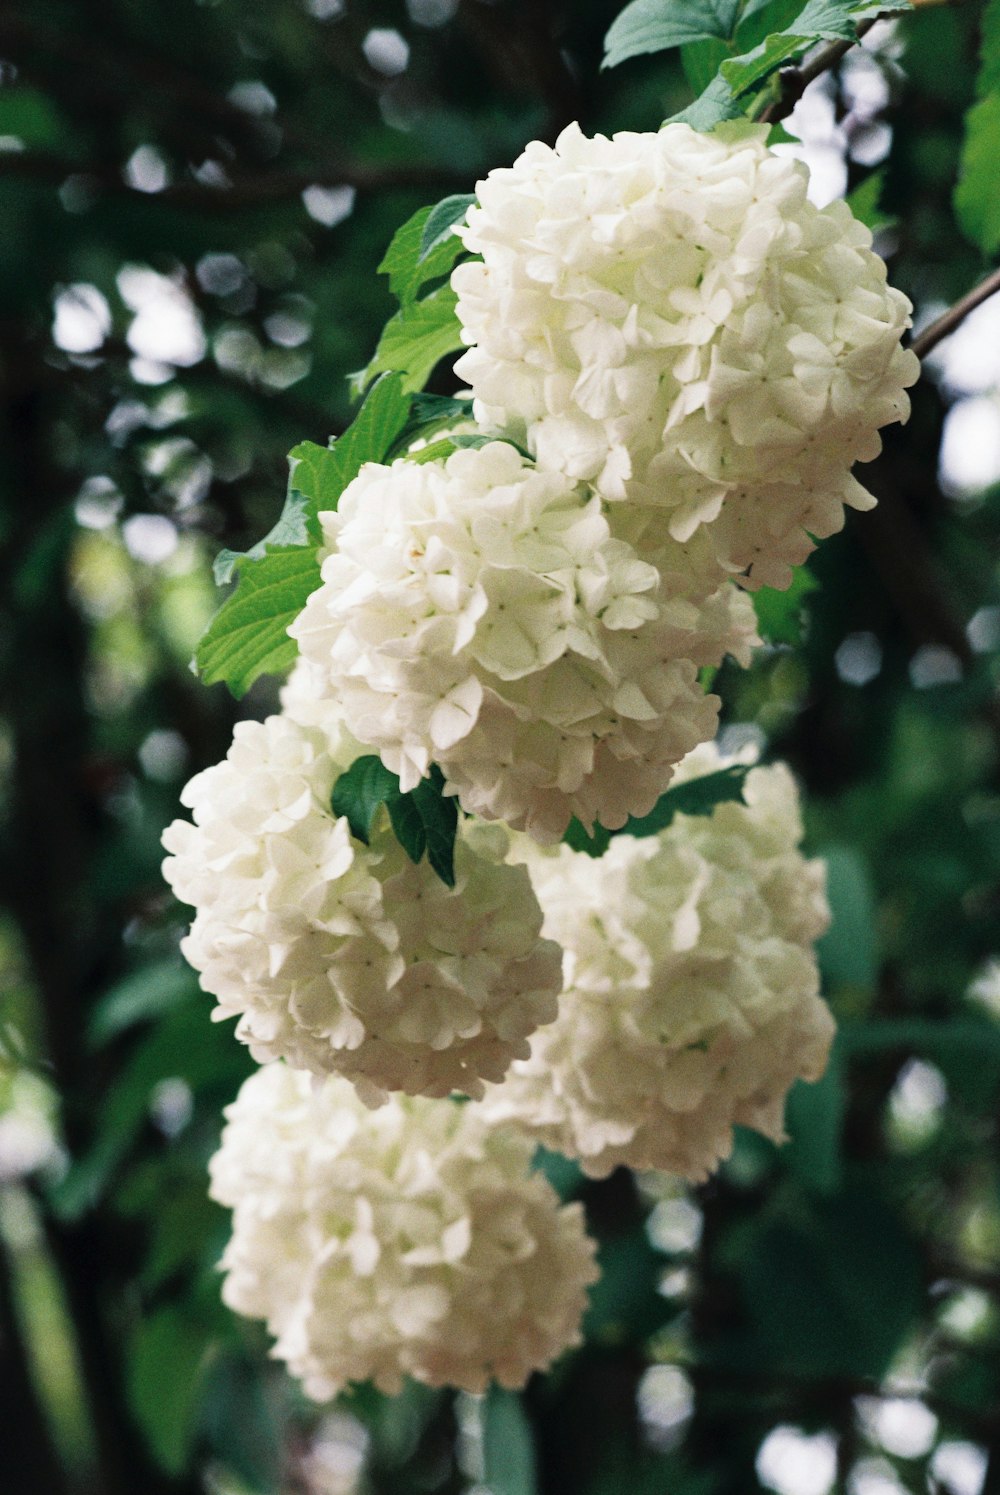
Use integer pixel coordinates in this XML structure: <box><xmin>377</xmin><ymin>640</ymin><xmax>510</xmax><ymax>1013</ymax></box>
<box><xmin>452</xmin><ymin>120</ymin><xmax>920</xmax><ymax>589</ymax></box>
<box><xmin>209</xmin><ymin>1063</ymin><xmax>599</xmax><ymax>1398</ymax></box>
<box><xmin>288</xmin><ymin>439</ymin><xmax>757</xmax><ymax>843</ymax></box>
<box><xmin>161</xmin><ymin>712</ymin><xmax>562</xmax><ymax>1106</ymax></box>
<box><xmin>481</xmin><ymin>748</ymin><xmax>834</xmax><ymax>1179</ymax></box>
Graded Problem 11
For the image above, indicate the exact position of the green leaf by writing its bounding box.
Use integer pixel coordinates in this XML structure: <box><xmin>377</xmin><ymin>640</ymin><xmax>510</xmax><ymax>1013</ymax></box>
<box><xmin>532</xmin><ymin>1145</ymin><xmax>584</xmax><ymax>1200</ymax></box>
<box><xmin>720</xmin><ymin>29</ymin><xmax>815</xmax><ymax>94</ymax></box>
<box><xmin>668</xmin><ymin>72</ymin><xmax>747</xmax><ymax>128</ymax></box>
<box><xmin>212</xmin><ymin>487</ymin><xmax>318</xmax><ymax>586</ymax></box>
<box><xmin>735</xmin><ymin>0</ymin><xmax>818</xmax><ymax>48</ymax></box>
<box><xmin>329</xmin><ymin>758</ymin><xmax>458</xmax><ymax>886</ymax></box>
<box><xmin>330</xmin><ymin>754</ymin><xmax>401</xmax><ymax>844</ymax></box>
<box><xmin>87</xmin><ymin>960</ymin><xmax>197</xmax><ymax>1048</ymax></box>
<box><xmin>720</xmin><ymin>0</ymin><xmax>903</xmax><ymax>100</ymax></box>
<box><xmin>399</xmin><ymin>767</ymin><xmax>459</xmax><ymax>887</ymax></box>
<box><xmin>194</xmin><ymin>546</ymin><xmax>320</xmax><ymax>697</ymax></box>
<box><xmin>681</xmin><ymin>36</ymin><xmax>734</xmax><ymax>93</ymax></box>
<box><xmin>353</xmin><ymin>286</ymin><xmax>464</xmax><ymax>397</ymax></box>
<box><xmin>419</xmin><ymin>193</ymin><xmax>477</xmax><ymax>260</ymax></box>
<box><xmin>406</xmin><ymin>437</ymin><xmax>462</xmax><ymax>465</ymax></box>
<box><xmin>481</xmin><ymin>1389</ymin><xmax>538</xmax><ymax>1495</ymax></box>
<box><xmin>317</xmin><ymin>372</ymin><xmax>412</xmax><ymax>492</ymax></box>
<box><xmin>979</xmin><ymin>0</ymin><xmax>1000</xmax><ymax>96</ymax></box>
<box><xmin>753</xmin><ymin>564</ymin><xmax>817</xmax><ymax>645</ymax></box>
<box><xmin>845</xmin><ymin>167</ymin><xmax>892</xmax><ymax>231</ymax></box>
<box><xmin>389</xmin><ymin>392</ymin><xmax>475</xmax><ymax>456</ymax></box>
<box><xmin>667</xmin><ymin>0</ymin><xmax>909</xmax><ymax>127</ymax></box>
<box><xmin>127</xmin><ymin>1306</ymin><xmax>207</xmax><ymax>1475</ymax></box>
<box><xmin>197</xmin><ymin>377</ymin><xmax>410</xmax><ymax>696</ymax></box>
<box><xmin>378</xmin><ymin>196</ymin><xmax>473</xmax><ymax>307</ymax></box>
<box><xmin>816</xmin><ymin>844</ymin><xmax>878</xmax><ymax>990</ymax></box>
<box><xmin>783</xmin><ymin>1046</ymin><xmax>846</xmax><ymax>1195</ymax></box>
<box><xmin>603</xmin><ymin>0</ymin><xmax>742</xmax><ymax>69</ymax></box>
<box><xmin>955</xmin><ymin>93</ymin><xmax>1000</xmax><ymax>254</ymax></box>
<box><xmin>565</xmin><ymin>765</ymin><xmax>751</xmax><ymax>857</ymax></box>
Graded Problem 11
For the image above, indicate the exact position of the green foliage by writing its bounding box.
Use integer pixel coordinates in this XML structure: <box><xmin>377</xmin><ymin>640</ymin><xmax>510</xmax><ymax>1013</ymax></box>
<box><xmin>379</xmin><ymin>195</ymin><xmax>475</xmax><ymax>306</ymax></box>
<box><xmin>736</xmin><ymin>1187</ymin><xmax>923</xmax><ymax>1378</ymax></box>
<box><xmin>196</xmin><ymin>375</ymin><xmax>411</xmax><ymax>696</ymax></box>
<box><xmin>331</xmin><ymin>756</ymin><xmax>459</xmax><ymax>887</ymax></box>
<box><xmin>194</xmin><ymin>546</ymin><xmax>319</xmax><ymax>698</ymax></box>
<box><xmin>353</xmin><ymin>285</ymin><xmax>465</xmax><ymax>396</ymax></box>
<box><xmin>956</xmin><ymin>94</ymin><xmax>1000</xmax><ymax>253</ymax></box>
<box><xmin>603</xmin><ymin>0</ymin><xmax>743</xmax><ymax>69</ymax></box>
<box><xmin>482</xmin><ymin>1389</ymin><xmax>539</xmax><ymax>1495</ymax></box>
<box><xmin>956</xmin><ymin>0</ymin><xmax>1000</xmax><ymax>251</ymax></box>
<box><xmin>719</xmin><ymin>0</ymin><xmax>894</xmax><ymax>97</ymax></box>
<box><xmin>584</xmin><ymin>1227</ymin><xmax>673</xmax><ymax>1343</ymax></box>
<box><xmin>391</xmin><ymin>392</ymin><xmax>475</xmax><ymax>454</ymax></box>
<box><xmin>816</xmin><ymin>845</ymin><xmax>879</xmax><ymax>991</ymax></box>
<box><xmin>87</xmin><ymin>960</ymin><xmax>197</xmax><ymax>1048</ymax></box>
<box><xmin>127</xmin><ymin>1306</ymin><xmax>208</xmax><ymax>1475</ymax></box>
<box><xmin>845</xmin><ymin>167</ymin><xmax>892</xmax><ymax>230</ymax></box>
<box><xmin>5</xmin><ymin>0</ymin><xmax>1000</xmax><ymax>1490</ymax></box>
<box><xmin>564</xmin><ymin>765</ymin><xmax>751</xmax><ymax>856</ymax></box>
<box><xmin>783</xmin><ymin>1052</ymin><xmax>846</xmax><ymax>1195</ymax></box>
<box><xmin>50</xmin><ymin>1000</ymin><xmax>253</xmax><ymax>1221</ymax></box>
<box><xmin>753</xmin><ymin>565</ymin><xmax>818</xmax><ymax>645</ymax></box>
<box><xmin>606</xmin><ymin>0</ymin><xmax>911</xmax><ymax>129</ymax></box>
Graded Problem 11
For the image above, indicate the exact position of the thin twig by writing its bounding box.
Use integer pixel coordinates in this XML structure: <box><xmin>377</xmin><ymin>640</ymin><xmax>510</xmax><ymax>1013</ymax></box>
<box><xmin>910</xmin><ymin>263</ymin><xmax>1000</xmax><ymax>360</ymax></box>
<box><xmin>760</xmin><ymin>17</ymin><xmax>878</xmax><ymax>124</ymax></box>
<box><xmin>0</xmin><ymin>151</ymin><xmax>474</xmax><ymax>212</ymax></box>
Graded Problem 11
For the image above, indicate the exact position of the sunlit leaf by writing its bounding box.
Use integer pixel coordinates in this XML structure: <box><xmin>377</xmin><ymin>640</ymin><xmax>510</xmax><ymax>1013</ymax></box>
<box><xmin>353</xmin><ymin>286</ymin><xmax>464</xmax><ymax>396</ymax></box>
<box><xmin>378</xmin><ymin>195</ymin><xmax>473</xmax><ymax>306</ymax></box>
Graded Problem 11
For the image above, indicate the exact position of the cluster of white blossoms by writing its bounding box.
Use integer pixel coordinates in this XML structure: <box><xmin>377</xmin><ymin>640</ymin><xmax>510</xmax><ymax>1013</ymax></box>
<box><xmin>290</xmin><ymin>440</ymin><xmax>756</xmax><ymax>841</ymax></box>
<box><xmin>209</xmin><ymin>1063</ymin><xmax>598</xmax><ymax>1398</ymax></box>
<box><xmin>164</xmin><ymin>117</ymin><xmax>887</xmax><ymax>1405</ymax></box>
<box><xmin>482</xmin><ymin>747</ymin><xmax>834</xmax><ymax>1179</ymax></box>
<box><xmin>162</xmin><ymin>711</ymin><xmax>562</xmax><ymax>1106</ymax></box>
<box><xmin>453</xmin><ymin>120</ymin><xmax>920</xmax><ymax>588</ymax></box>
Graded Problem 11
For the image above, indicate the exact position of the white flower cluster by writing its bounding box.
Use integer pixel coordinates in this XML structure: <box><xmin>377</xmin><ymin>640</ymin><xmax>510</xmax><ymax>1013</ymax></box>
<box><xmin>162</xmin><ymin>712</ymin><xmax>562</xmax><ymax>1105</ymax></box>
<box><xmin>481</xmin><ymin>748</ymin><xmax>834</xmax><ymax>1179</ymax></box>
<box><xmin>290</xmin><ymin>440</ymin><xmax>756</xmax><ymax>841</ymax></box>
<box><xmin>453</xmin><ymin>120</ymin><xmax>920</xmax><ymax>588</ymax></box>
<box><xmin>173</xmin><ymin>119</ymin><xmax>862</xmax><ymax>1405</ymax></box>
<box><xmin>209</xmin><ymin>1063</ymin><xmax>599</xmax><ymax>1398</ymax></box>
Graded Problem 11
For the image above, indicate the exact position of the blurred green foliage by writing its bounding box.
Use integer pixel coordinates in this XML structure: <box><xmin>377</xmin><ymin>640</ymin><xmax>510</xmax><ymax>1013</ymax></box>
<box><xmin>0</xmin><ymin>2</ymin><xmax>999</xmax><ymax>1494</ymax></box>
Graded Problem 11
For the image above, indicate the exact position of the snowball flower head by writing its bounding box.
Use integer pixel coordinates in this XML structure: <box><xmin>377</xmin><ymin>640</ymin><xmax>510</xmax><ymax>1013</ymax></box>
<box><xmin>210</xmin><ymin>1064</ymin><xmax>599</xmax><ymax>1397</ymax></box>
<box><xmin>452</xmin><ymin>120</ymin><xmax>920</xmax><ymax>588</ymax></box>
<box><xmin>481</xmin><ymin>747</ymin><xmax>834</xmax><ymax>1179</ymax></box>
<box><xmin>289</xmin><ymin>440</ymin><xmax>756</xmax><ymax>842</ymax></box>
<box><xmin>162</xmin><ymin>711</ymin><xmax>561</xmax><ymax>1105</ymax></box>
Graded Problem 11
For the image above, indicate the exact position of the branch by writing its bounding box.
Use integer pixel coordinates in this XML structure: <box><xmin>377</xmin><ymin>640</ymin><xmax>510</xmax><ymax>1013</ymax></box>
<box><xmin>760</xmin><ymin>17</ymin><xmax>878</xmax><ymax>125</ymax></box>
<box><xmin>0</xmin><ymin>151</ymin><xmax>475</xmax><ymax>212</ymax></box>
<box><xmin>910</xmin><ymin>264</ymin><xmax>1000</xmax><ymax>360</ymax></box>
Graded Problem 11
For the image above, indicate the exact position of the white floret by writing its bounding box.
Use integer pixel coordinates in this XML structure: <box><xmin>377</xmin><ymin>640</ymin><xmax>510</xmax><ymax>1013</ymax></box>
<box><xmin>480</xmin><ymin>746</ymin><xmax>834</xmax><ymax>1179</ymax></box>
<box><xmin>209</xmin><ymin>1064</ymin><xmax>599</xmax><ymax>1397</ymax></box>
<box><xmin>162</xmin><ymin>713</ymin><xmax>562</xmax><ymax>1105</ymax></box>
<box><xmin>288</xmin><ymin>440</ymin><xmax>756</xmax><ymax>842</ymax></box>
<box><xmin>452</xmin><ymin>120</ymin><xmax>920</xmax><ymax>589</ymax></box>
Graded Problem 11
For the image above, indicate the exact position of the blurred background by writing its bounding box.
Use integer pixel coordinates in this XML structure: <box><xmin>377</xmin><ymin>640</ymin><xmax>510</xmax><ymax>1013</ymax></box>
<box><xmin>1</xmin><ymin>1</ymin><xmax>999</xmax><ymax>1492</ymax></box>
